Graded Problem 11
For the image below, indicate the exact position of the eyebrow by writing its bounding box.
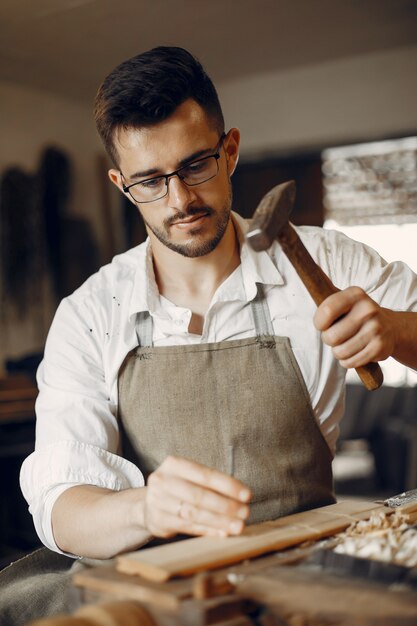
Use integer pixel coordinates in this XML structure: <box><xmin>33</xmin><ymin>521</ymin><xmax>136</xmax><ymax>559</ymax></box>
<box><xmin>126</xmin><ymin>146</ymin><xmax>215</xmax><ymax>181</ymax></box>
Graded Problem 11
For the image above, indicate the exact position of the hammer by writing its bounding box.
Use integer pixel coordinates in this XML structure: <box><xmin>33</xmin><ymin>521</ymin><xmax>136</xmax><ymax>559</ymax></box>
<box><xmin>246</xmin><ymin>180</ymin><xmax>383</xmax><ymax>391</ymax></box>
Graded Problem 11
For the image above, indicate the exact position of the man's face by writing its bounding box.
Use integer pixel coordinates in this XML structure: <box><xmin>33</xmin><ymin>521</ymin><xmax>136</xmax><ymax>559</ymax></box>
<box><xmin>109</xmin><ymin>99</ymin><xmax>240</xmax><ymax>258</ymax></box>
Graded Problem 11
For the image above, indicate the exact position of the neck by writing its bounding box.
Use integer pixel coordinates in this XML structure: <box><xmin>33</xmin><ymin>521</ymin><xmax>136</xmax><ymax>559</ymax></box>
<box><xmin>150</xmin><ymin>218</ymin><xmax>240</xmax><ymax>317</ymax></box>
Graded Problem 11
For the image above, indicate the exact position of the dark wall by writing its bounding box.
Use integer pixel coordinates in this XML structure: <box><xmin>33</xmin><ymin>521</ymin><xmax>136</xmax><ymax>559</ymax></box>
<box><xmin>232</xmin><ymin>152</ymin><xmax>324</xmax><ymax>226</ymax></box>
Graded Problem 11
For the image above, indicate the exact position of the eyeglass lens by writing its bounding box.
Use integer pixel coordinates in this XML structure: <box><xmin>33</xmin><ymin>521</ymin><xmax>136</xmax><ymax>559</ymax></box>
<box><xmin>128</xmin><ymin>155</ymin><xmax>219</xmax><ymax>203</ymax></box>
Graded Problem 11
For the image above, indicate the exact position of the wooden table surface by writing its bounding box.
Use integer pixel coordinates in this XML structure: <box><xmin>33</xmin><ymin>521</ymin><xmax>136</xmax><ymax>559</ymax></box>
<box><xmin>69</xmin><ymin>501</ymin><xmax>417</xmax><ymax>626</ymax></box>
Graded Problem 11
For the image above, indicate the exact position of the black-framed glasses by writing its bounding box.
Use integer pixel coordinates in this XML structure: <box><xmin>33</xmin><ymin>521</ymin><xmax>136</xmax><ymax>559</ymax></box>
<box><xmin>122</xmin><ymin>133</ymin><xmax>226</xmax><ymax>204</ymax></box>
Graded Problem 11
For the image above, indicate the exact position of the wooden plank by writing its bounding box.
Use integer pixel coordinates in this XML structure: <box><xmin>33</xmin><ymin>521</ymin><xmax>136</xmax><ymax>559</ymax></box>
<box><xmin>72</xmin><ymin>566</ymin><xmax>193</xmax><ymax>610</ymax></box>
<box><xmin>118</xmin><ymin>527</ymin><xmax>315</xmax><ymax>582</ymax></box>
<box><xmin>236</xmin><ymin>566</ymin><xmax>417</xmax><ymax>622</ymax></box>
<box><xmin>117</xmin><ymin>500</ymin><xmax>388</xmax><ymax>582</ymax></box>
<box><xmin>74</xmin><ymin>543</ymin><xmax>325</xmax><ymax>607</ymax></box>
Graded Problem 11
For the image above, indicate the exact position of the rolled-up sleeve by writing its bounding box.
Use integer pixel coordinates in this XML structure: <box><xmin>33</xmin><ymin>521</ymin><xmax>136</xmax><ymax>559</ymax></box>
<box><xmin>20</xmin><ymin>441</ymin><xmax>143</xmax><ymax>553</ymax></box>
<box><xmin>20</xmin><ymin>294</ymin><xmax>144</xmax><ymax>554</ymax></box>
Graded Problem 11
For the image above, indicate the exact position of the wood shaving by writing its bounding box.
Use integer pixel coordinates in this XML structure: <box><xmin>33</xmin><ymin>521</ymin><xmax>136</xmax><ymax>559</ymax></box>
<box><xmin>334</xmin><ymin>510</ymin><xmax>417</xmax><ymax>567</ymax></box>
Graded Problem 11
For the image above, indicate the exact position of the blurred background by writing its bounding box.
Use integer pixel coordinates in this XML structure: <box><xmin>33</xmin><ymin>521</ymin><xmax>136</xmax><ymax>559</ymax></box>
<box><xmin>0</xmin><ymin>0</ymin><xmax>416</xmax><ymax>564</ymax></box>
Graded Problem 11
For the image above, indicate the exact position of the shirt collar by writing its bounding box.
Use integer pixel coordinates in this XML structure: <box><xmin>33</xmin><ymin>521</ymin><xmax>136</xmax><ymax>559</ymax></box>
<box><xmin>128</xmin><ymin>211</ymin><xmax>284</xmax><ymax>318</ymax></box>
<box><xmin>128</xmin><ymin>239</ymin><xmax>160</xmax><ymax>319</ymax></box>
<box><xmin>231</xmin><ymin>212</ymin><xmax>284</xmax><ymax>302</ymax></box>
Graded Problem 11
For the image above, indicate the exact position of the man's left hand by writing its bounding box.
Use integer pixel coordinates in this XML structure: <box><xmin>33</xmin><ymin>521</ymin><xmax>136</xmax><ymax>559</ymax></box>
<box><xmin>313</xmin><ymin>286</ymin><xmax>396</xmax><ymax>369</ymax></box>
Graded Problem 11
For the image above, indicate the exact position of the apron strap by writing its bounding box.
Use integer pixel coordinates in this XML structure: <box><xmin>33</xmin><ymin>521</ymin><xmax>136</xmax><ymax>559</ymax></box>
<box><xmin>250</xmin><ymin>283</ymin><xmax>275</xmax><ymax>336</ymax></box>
<box><xmin>135</xmin><ymin>284</ymin><xmax>274</xmax><ymax>347</ymax></box>
<box><xmin>135</xmin><ymin>311</ymin><xmax>153</xmax><ymax>348</ymax></box>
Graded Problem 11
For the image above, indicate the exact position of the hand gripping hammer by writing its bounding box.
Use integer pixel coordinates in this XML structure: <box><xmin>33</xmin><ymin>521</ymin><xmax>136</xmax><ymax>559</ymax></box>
<box><xmin>246</xmin><ymin>180</ymin><xmax>383</xmax><ymax>391</ymax></box>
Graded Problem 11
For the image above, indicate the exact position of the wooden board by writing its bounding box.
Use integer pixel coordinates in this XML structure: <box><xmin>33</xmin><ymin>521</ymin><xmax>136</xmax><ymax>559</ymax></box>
<box><xmin>237</xmin><ymin>565</ymin><xmax>417</xmax><ymax>623</ymax></box>
<box><xmin>74</xmin><ymin>542</ymin><xmax>326</xmax><ymax>610</ymax></box>
<box><xmin>117</xmin><ymin>500</ymin><xmax>389</xmax><ymax>582</ymax></box>
<box><xmin>72</xmin><ymin>566</ymin><xmax>193</xmax><ymax>610</ymax></box>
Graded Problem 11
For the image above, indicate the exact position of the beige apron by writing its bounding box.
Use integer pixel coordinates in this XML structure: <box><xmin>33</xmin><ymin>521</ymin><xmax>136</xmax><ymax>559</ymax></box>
<box><xmin>0</xmin><ymin>286</ymin><xmax>335</xmax><ymax>625</ymax></box>
<box><xmin>118</xmin><ymin>284</ymin><xmax>335</xmax><ymax>522</ymax></box>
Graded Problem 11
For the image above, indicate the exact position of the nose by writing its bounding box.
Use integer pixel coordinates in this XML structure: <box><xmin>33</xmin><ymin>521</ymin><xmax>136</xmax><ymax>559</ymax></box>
<box><xmin>166</xmin><ymin>174</ymin><xmax>197</xmax><ymax>211</ymax></box>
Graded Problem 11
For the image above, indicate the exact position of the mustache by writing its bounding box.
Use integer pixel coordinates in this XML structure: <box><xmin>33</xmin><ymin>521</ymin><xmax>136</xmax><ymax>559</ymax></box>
<box><xmin>164</xmin><ymin>206</ymin><xmax>213</xmax><ymax>227</ymax></box>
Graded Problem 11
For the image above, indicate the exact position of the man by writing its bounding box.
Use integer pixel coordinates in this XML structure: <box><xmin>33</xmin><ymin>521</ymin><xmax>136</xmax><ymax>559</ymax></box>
<box><xmin>19</xmin><ymin>47</ymin><xmax>417</xmax><ymax>564</ymax></box>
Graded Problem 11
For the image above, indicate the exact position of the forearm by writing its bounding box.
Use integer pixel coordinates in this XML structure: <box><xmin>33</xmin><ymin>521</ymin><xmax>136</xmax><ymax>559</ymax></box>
<box><xmin>52</xmin><ymin>484</ymin><xmax>152</xmax><ymax>559</ymax></box>
<box><xmin>389</xmin><ymin>310</ymin><xmax>417</xmax><ymax>371</ymax></box>
<box><xmin>51</xmin><ymin>457</ymin><xmax>251</xmax><ymax>558</ymax></box>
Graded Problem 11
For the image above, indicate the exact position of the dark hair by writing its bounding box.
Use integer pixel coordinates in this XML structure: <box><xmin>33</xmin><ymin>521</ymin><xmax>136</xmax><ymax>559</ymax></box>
<box><xmin>94</xmin><ymin>46</ymin><xmax>225</xmax><ymax>166</ymax></box>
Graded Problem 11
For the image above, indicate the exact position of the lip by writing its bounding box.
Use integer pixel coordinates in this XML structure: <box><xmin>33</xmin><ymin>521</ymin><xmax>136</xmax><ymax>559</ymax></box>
<box><xmin>171</xmin><ymin>213</ymin><xmax>209</xmax><ymax>228</ymax></box>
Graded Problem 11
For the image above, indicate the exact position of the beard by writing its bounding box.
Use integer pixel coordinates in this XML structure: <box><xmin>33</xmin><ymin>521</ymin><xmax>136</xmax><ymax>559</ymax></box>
<box><xmin>141</xmin><ymin>188</ymin><xmax>233</xmax><ymax>258</ymax></box>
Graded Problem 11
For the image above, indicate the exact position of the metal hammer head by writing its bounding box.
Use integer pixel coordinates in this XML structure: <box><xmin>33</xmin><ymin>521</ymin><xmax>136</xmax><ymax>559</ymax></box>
<box><xmin>246</xmin><ymin>180</ymin><xmax>296</xmax><ymax>251</ymax></box>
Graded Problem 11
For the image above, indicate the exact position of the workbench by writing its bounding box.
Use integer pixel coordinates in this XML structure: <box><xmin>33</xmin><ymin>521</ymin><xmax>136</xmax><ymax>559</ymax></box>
<box><xmin>30</xmin><ymin>498</ymin><xmax>417</xmax><ymax>626</ymax></box>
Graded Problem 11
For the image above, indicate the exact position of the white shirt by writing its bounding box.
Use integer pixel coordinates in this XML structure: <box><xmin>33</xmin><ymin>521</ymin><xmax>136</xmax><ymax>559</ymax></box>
<box><xmin>20</xmin><ymin>213</ymin><xmax>417</xmax><ymax>553</ymax></box>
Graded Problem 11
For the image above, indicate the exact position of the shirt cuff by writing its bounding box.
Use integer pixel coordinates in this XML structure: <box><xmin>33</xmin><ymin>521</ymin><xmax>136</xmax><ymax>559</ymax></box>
<box><xmin>20</xmin><ymin>440</ymin><xmax>145</xmax><ymax>555</ymax></box>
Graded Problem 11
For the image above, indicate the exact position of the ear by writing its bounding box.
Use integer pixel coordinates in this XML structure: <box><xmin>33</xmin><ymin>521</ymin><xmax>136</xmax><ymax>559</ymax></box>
<box><xmin>108</xmin><ymin>169</ymin><xmax>124</xmax><ymax>193</ymax></box>
<box><xmin>224</xmin><ymin>128</ymin><xmax>240</xmax><ymax>177</ymax></box>
<box><xmin>108</xmin><ymin>169</ymin><xmax>138</xmax><ymax>208</ymax></box>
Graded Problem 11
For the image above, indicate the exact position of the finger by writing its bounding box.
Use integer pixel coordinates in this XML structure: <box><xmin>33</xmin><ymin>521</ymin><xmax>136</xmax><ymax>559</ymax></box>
<box><xmin>314</xmin><ymin>286</ymin><xmax>367</xmax><ymax>332</ymax></box>
<box><xmin>334</xmin><ymin>332</ymin><xmax>388</xmax><ymax>369</ymax></box>
<box><xmin>329</xmin><ymin>311</ymin><xmax>380</xmax><ymax>357</ymax></box>
<box><xmin>150</xmin><ymin>473</ymin><xmax>250</xmax><ymax>520</ymax></box>
<box><xmin>321</xmin><ymin>303</ymin><xmax>368</xmax><ymax>347</ymax></box>
<box><xmin>159</xmin><ymin>456</ymin><xmax>252</xmax><ymax>503</ymax></box>
<box><xmin>178</xmin><ymin>501</ymin><xmax>245</xmax><ymax>535</ymax></box>
<box><xmin>147</xmin><ymin>488</ymin><xmax>247</xmax><ymax>533</ymax></box>
<box><xmin>337</xmin><ymin>343</ymin><xmax>378</xmax><ymax>369</ymax></box>
<box><xmin>331</xmin><ymin>331</ymin><xmax>369</xmax><ymax>363</ymax></box>
<box><xmin>320</xmin><ymin>295</ymin><xmax>379</xmax><ymax>348</ymax></box>
<box><xmin>146</xmin><ymin>508</ymin><xmax>243</xmax><ymax>539</ymax></box>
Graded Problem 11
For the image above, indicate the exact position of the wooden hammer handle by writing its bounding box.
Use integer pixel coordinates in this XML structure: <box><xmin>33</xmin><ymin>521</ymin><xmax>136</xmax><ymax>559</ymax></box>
<box><xmin>279</xmin><ymin>222</ymin><xmax>383</xmax><ymax>391</ymax></box>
